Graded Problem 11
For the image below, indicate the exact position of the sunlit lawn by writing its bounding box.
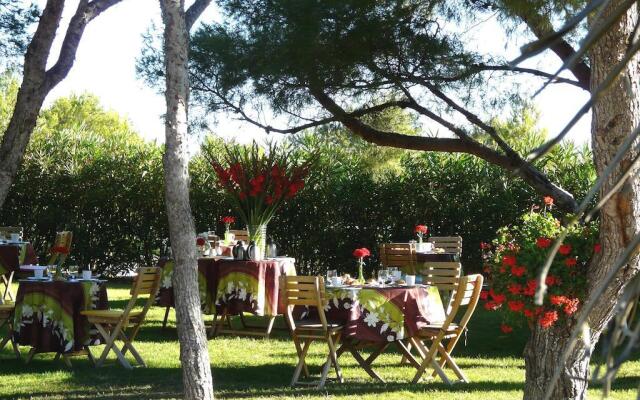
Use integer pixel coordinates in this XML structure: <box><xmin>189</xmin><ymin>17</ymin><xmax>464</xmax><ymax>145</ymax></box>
<box><xmin>0</xmin><ymin>281</ymin><xmax>638</xmax><ymax>399</ymax></box>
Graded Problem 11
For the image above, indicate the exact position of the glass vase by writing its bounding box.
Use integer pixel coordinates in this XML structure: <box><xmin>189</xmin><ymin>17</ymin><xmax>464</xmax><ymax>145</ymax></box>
<box><xmin>247</xmin><ymin>224</ymin><xmax>267</xmax><ymax>260</ymax></box>
<box><xmin>357</xmin><ymin>261</ymin><xmax>365</xmax><ymax>284</ymax></box>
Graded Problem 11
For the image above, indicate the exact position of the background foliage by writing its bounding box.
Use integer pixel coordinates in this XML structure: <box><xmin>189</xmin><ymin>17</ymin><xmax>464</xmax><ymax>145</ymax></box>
<box><xmin>0</xmin><ymin>79</ymin><xmax>595</xmax><ymax>276</ymax></box>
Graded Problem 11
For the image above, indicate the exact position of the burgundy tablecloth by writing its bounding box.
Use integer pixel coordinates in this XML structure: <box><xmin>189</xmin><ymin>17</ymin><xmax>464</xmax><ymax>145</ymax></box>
<box><xmin>0</xmin><ymin>242</ymin><xmax>38</xmax><ymax>276</ymax></box>
<box><xmin>157</xmin><ymin>257</ymin><xmax>296</xmax><ymax>316</ymax></box>
<box><xmin>323</xmin><ymin>285</ymin><xmax>445</xmax><ymax>342</ymax></box>
<box><xmin>13</xmin><ymin>279</ymin><xmax>108</xmax><ymax>353</ymax></box>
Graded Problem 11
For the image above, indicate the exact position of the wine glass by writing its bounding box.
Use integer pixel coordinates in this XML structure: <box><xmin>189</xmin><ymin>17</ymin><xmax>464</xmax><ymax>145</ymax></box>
<box><xmin>327</xmin><ymin>269</ymin><xmax>337</xmax><ymax>285</ymax></box>
<box><xmin>378</xmin><ymin>269</ymin><xmax>389</xmax><ymax>286</ymax></box>
<box><xmin>68</xmin><ymin>265</ymin><xmax>79</xmax><ymax>280</ymax></box>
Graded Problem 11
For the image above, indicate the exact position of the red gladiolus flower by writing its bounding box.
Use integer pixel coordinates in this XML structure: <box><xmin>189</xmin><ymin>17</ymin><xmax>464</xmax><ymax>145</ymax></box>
<box><xmin>352</xmin><ymin>248</ymin><xmax>371</xmax><ymax>259</ymax></box>
<box><xmin>502</xmin><ymin>255</ymin><xmax>516</xmax><ymax>267</ymax></box>
<box><xmin>511</xmin><ymin>265</ymin><xmax>526</xmax><ymax>277</ymax></box>
<box><xmin>500</xmin><ymin>324</ymin><xmax>513</xmax><ymax>334</ymax></box>
<box><xmin>196</xmin><ymin>237</ymin><xmax>206</xmax><ymax>246</ymax></box>
<box><xmin>508</xmin><ymin>300</ymin><xmax>525</xmax><ymax>312</ymax></box>
<box><xmin>480</xmin><ymin>242</ymin><xmax>491</xmax><ymax>250</ymax></box>
<box><xmin>221</xmin><ymin>216</ymin><xmax>236</xmax><ymax>225</ymax></box>
<box><xmin>565</xmin><ymin>257</ymin><xmax>577</xmax><ymax>267</ymax></box>
<box><xmin>559</xmin><ymin>244</ymin><xmax>572</xmax><ymax>255</ymax></box>
<box><xmin>415</xmin><ymin>225</ymin><xmax>429</xmax><ymax>234</ymax></box>
<box><xmin>51</xmin><ymin>246</ymin><xmax>70</xmax><ymax>254</ymax></box>
<box><xmin>265</xmin><ymin>195</ymin><xmax>274</xmax><ymax>205</ymax></box>
<box><xmin>507</xmin><ymin>283</ymin><xmax>522</xmax><ymax>295</ymax></box>
<box><xmin>539</xmin><ymin>310</ymin><xmax>559</xmax><ymax>328</ymax></box>
<box><xmin>536</xmin><ymin>237</ymin><xmax>552</xmax><ymax>249</ymax></box>
<box><xmin>480</xmin><ymin>290</ymin><xmax>489</xmax><ymax>301</ymax></box>
<box><xmin>484</xmin><ymin>301</ymin><xmax>501</xmax><ymax>311</ymax></box>
<box><xmin>594</xmin><ymin>243</ymin><xmax>602</xmax><ymax>253</ymax></box>
<box><xmin>549</xmin><ymin>295</ymin><xmax>567</xmax><ymax>306</ymax></box>
<box><xmin>543</xmin><ymin>196</ymin><xmax>554</xmax><ymax>206</ymax></box>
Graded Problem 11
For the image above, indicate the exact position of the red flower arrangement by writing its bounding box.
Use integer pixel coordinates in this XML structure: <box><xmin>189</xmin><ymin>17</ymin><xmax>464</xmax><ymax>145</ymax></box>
<box><xmin>50</xmin><ymin>246</ymin><xmax>70</xmax><ymax>255</ymax></box>
<box><xmin>353</xmin><ymin>247</ymin><xmax>371</xmax><ymax>283</ymax></box>
<box><xmin>196</xmin><ymin>237</ymin><xmax>207</xmax><ymax>247</ymax></box>
<box><xmin>414</xmin><ymin>225</ymin><xmax>429</xmax><ymax>242</ymax></box>
<box><xmin>205</xmin><ymin>141</ymin><xmax>315</xmax><ymax>255</ymax></box>
<box><xmin>481</xmin><ymin>205</ymin><xmax>599</xmax><ymax>333</ymax></box>
<box><xmin>221</xmin><ymin>216</ymin><xmax>236</xmax><ymax>226</ymax></box>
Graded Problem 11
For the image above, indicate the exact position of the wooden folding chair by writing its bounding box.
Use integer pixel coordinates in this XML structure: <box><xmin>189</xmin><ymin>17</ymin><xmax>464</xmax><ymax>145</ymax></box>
<box><xmin>281</xmin><ymin>275</ymin><xmax>344</xmax><ymax>389</ymax></box>
<box><xmin>411</xmin><ymin>274</ymin><xmax>484</xmax><ymax>384</ymax></box>
<box><xmin>428</xmin><ymin>236</ymin><xmax>462</xmax><ymax>257</ymax></box>
<box><xmin>0</xmin><ymin>226</ymin><xmax>23</xmax><ymax>240</ymax></box>
<box><xmin>0</xmin><ymin>302</ymin><xmax>21</xmax><ymax>359</ymax></box>
<box><xmin>379</xmin><ymin>243</ymin><xmax>417</xmax><ymax>274</ymax></box>
<box><xmin>0</xmin><ymin>271</ymin><xmax>15</xmax><ymax>304</ymax></box>
<box><xmin>419</xmin><ymin>262</ymin><xmax>462</xmax><ymax>310</ymax></box>
<box><xmin>229</xmin><ymin>229</ymin><xmax>249</xmax><ymax>242</ymax></box>
<box><xmin>81</xmin><ymin>267</ymin><xmax>161</xmax><ymax>369</ymax></box>
<box><xmin>48</xmin><ymin>231</ymin><xmax>73</xmax><ymax>265</ymax></box>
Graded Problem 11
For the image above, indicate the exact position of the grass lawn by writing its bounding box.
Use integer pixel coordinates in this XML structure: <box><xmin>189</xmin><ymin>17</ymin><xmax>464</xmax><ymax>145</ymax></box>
<box><xmin>1</xmin><ymin>282</ymin><xmax>638</xmax><ymax>399</ymax></box>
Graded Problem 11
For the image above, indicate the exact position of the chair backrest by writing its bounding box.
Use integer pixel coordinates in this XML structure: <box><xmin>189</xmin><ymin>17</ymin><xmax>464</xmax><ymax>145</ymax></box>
<box><xmin>428</xmin><ymin>236</ymin><xmax>462</xmax><ymax>256</ymax></box>
<box><xmin>0</xmin><ymin>226</ymin><xmax>22</xmax><ymax>240</ymax></box>
<box><xmin>281</xmin><ymin>275</ymin><xmax>329</xmax><ymax>331</ymax></box>
<box><xmin>48</xmin><ymin>231</ymin><xmax>73</xmax><ymax>265</ymax></box>
<box><xmin>440</xmin><ymin>274</ymin><xmax>483</xmax><ymax>333</ymax></box>
<box><xmin>124</xmin><ymin>267</ymin><xmax>162</xmax><ymax>321</ymax></box>
<box><xmin>229</xmin><ymin>229</ymin><xmax>249</xmax><ymax>242</ymax></box>
<box><xmin>379</xmin><ymin>243</ymin><xmax>417</xmax><ymax>270</ymax></box>
<box><xmin>419</xmin><ymin>261</ymin><xmax>462</xmax><ymax>291</ymax></box>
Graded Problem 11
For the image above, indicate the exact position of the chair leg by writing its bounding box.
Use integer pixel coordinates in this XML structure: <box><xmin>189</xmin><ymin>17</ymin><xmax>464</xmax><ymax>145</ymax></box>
<box><xmin>119</xmin><ymin>330</ymin><xmax>145</xmax><ymax>367</ymax></box>
<box><xmin>411</xmin><ymin>337</ymin><xmax>440</xmax><ymax>384</ymax></box>
<box><xmin>328</xmin><ymin>332</ymin><xmax>343</xmax><ymax>383</ymax></box>
<box><xmin>86</xmin><ymin>346</ymin><xmax>96</xmax><ymax>366</ymax></box>
<box><xmin>162</xmin><ymin>306</ymin><xmax>171</xmax><ymax>330</ymax></box>
<box><xmin>437</xmin><ymin>343</ymin><xmax>467</xmax><ymax>382</ymax></box>
<box><xmin>94</xmin><ymin>323</ymin><xmax>132</xmax><ymax>369</ymax></box>
<box><xmin>265</xmin><ymin>316</ymin><xmax>276</xmax><ymax>338</ymax></box>
<box><xmin>291</xmin><ymin>339</ymin><xmax>311</xmax><ymax>387</ymax></box>
<box><xmin>293</xmin><ymin>336</ymin><xmax>310</xmax><ymax>378</ymax></box>
<box><xmin>61</xmin><ymin>354</ymin><xmax>73</xmax><ymax>368</ymax></box>
<box><xmin>25</xmin><ymin>347</ymin><xmax>36</xmax><ymax>364</ymax></box>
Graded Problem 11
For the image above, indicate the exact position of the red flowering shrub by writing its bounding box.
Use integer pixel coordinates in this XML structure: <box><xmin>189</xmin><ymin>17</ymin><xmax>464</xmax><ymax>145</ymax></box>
<box><xmin>481</xmin><ymin>209</ymin><xmax>598</xmax><ymax>332</ymax></box>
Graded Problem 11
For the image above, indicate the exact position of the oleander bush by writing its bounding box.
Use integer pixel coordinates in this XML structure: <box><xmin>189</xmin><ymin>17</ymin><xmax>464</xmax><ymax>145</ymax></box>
<box><xmin>0</xmin><ymin>82</ymin><xmax>596</xmax><ymax>276</ymax></box>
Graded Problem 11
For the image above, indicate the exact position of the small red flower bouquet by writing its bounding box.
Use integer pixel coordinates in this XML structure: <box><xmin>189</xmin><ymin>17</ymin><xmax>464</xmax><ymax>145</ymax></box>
<box><xmin>414</xmin><ymin>225</ymin><xmax>429</xmax><ymax>242</ymax></box>
<box><xmin>353</xmin><ymin>248</ymin><xmax>371</xmax><ymax>283</ymax></box>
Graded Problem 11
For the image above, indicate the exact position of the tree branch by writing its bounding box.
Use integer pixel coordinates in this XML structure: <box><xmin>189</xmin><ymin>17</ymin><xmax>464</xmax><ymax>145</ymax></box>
<box><xmin>44</xmin><ymin>0</ymin><xmax>123</xmax><ymax>91</ymax></box>
<box><xmin>309</xmin><ymin>86</ymin><xmax>578</xmax><ymax>212</ymax></box>
<box><xmin>186</xmin><ymin>0</ymin><xmax>212</xmax><ymax>30</ymax></box>
<box><xmin>514</xmin><ymin>10</ymin><xmax>591</xmax><ymax>90</ymax></box>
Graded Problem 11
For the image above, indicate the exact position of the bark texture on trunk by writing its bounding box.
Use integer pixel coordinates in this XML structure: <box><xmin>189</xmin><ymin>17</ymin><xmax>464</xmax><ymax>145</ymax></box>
<box><xmin>0</xmin><ymin>0</ymin><xmax>122</xmax><ymax>209</ymax></box>
<box><xmin>160</xmin><ymin>1</ymin><xmax>214</xmax><ymax>399</ymax></box>
<box><xmin>524</xmin><ymin>2</ymin><xmax>640</xmax><ymax>399</ymax></box>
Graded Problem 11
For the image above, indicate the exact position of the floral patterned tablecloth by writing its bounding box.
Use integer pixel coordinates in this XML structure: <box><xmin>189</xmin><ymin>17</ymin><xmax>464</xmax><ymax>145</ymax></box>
<box><xmin>156</xmin><ymin>257</ymin><xmax>296</xmax><ymax>316</ymax></box>
<box><xmin>0</xmin><ymin>242</ymin><xmax>38</xmax><ymax>276</ymax></box>
<box><xmin>324</xmin><ymin>285</ymin><xmax>445</xmax><ymax>342</ymax></box>
<box><xmin>13</xmin><ymin>280</ymin><xmax>108</xmax><ymax>353</ymax></box>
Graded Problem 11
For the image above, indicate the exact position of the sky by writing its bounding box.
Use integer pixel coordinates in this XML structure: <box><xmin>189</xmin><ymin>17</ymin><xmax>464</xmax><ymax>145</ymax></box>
<box><xmin>41</xmin><ymin>1</ymin><xmax>592</xmax><ymax>147</ymax></box>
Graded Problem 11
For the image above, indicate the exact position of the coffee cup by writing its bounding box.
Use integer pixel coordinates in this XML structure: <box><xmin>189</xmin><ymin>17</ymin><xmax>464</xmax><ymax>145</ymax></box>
<box><xmin>82</xmin><ymin>270</ymin><xmax>92</xmax><ymax>280</ymax></box>
<box><xmin>331</xmin><ymin>276</ymin><xmax>342</xmax><ymax>286</ymax></box>
<box><xmin>34</xmin><ymin>269</ymin><xmax>43</xmax><ymax>279</ymax></box>
<box><xmin>10</xmin><ymin>233</ymin><xmax>20</xmax><ymax>242</ymax></box>
<box><xmin>405</xmin><ymin>275</ymin><xmax>416</xmax><ymax>285</ymax></box>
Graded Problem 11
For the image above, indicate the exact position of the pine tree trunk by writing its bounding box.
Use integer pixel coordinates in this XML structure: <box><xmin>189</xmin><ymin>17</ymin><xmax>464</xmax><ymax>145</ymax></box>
<box><xmin>523</xmin><ymin>2</ymin><xmax>640</xmax><ymax>399</ymax></box>
<box><xmin>159</xmin><ymin>1</ymin><xmax>214</xmax><ymax>399</ymax></box>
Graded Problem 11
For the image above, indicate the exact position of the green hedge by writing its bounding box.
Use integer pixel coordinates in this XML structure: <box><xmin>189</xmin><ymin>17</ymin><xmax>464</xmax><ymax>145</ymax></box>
<box><xmin>0</xmin><ymin>92</ymin><xmax>595</xmax><ymax>277</ymax></box>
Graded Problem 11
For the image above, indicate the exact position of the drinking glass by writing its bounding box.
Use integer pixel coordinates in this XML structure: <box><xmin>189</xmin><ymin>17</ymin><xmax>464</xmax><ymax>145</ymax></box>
<box><xmin>378</xmin><ymin>269</ymin><xmax>389</xmax><ymax>286</ymax></box>
<box><xmin>388</xmin><ymin>267</ymin><xmax>398</xmax><ymax>282</ymax></box>
<box><xmin>68</xmin><ymin>265</ymin><xmax>79</xmax><ymax>280</ymax></box>
<box><xmin>327</xmin><ymin>270</ymin><xmax>337</xmax><ymax>284</ymax></box>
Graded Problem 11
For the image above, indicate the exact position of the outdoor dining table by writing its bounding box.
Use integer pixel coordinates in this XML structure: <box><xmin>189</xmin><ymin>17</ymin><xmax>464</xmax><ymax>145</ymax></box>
<box><xmin>13</xmin><ymin>278</ymin><xmax>108</xmax><ymax>359</ymax></box>
<box><xmin>157</xmin><ymin>256</ymin><xmax>297</xmax><ymax>336</ymax></box>
<box><xmin>324</xmin><ymin>284</ymin><xmax>446</xmax><ymax>382</ymax></box>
